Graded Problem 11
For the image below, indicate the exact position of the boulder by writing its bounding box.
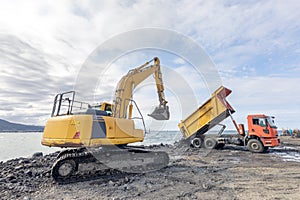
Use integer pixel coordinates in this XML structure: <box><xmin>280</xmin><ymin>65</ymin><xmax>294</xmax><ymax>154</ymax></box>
<box><xmin>32</xmin><ymin>152</ymin><xmax>43</xmax><ymax>158</ymax></box>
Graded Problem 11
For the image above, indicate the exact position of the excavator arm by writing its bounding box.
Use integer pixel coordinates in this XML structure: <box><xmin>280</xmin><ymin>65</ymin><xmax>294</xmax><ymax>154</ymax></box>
<box><xmin>113</xmin><ymin>57</ymin><xmax>170</xmax><ymax>120</ymax></box>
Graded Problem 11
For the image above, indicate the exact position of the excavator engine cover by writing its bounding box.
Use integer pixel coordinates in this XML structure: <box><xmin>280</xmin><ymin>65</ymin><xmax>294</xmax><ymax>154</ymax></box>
<box><xmin>148</xmin><ymin>105</ymin><xmax>170</xmax><ymax>120</ymax></box>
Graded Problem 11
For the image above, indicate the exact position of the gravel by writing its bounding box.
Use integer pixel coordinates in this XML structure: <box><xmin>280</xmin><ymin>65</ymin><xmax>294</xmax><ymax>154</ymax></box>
<box><xmin>0</xmin><ymin>137</ymin><xmax>300</xmax><ymax>199</ymax></box>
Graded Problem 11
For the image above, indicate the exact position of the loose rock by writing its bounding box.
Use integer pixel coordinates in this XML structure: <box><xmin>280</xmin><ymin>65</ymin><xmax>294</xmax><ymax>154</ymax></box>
<box><xmin>0</xmin><ymin>137</ymin><xmax>300</xmax><ymax>199</ymax></box>
<box><xmin>32</xmin><ymin>152</ymin><xmax>43</xmax><ymax>158</ymax></box>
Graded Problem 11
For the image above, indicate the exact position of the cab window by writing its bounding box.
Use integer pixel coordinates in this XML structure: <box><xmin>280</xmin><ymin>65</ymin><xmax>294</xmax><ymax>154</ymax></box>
<box><xmin>105</xmin><ymin>104</ymin><xmax>112</xmax><ymax>116</ymax></box>
<box><xmin>252</xmin><ymin>118</ymin><xmax>266</xmax><ymax>127</ymax></box>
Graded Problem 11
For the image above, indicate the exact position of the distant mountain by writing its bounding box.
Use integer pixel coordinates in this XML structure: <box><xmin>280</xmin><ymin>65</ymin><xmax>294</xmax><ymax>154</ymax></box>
<box><xmin>0</xmin><ymin>119</ymin><xmax>44</xmax><ymax>132</ymax></box>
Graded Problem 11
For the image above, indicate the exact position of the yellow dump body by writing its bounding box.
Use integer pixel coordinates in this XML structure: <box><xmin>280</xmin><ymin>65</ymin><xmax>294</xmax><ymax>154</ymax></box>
<box><xmin>178</xmin><ymin>86</ymin><xmax>235</xmax><ymax>139</ymax></box>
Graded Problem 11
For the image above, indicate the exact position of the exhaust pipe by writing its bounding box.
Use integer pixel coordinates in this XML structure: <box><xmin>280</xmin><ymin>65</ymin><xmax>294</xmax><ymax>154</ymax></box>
<box><xmin>148</xmin><ymin>105</ymin><xmax>170</xmax><ymax>120</ymax></box>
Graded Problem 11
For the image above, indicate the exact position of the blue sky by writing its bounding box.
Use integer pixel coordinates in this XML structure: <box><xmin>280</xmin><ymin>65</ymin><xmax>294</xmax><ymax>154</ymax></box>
<box><xmin>0</xmin><ymin>0</ymin><xmax>300</xmax><ymax>130</ymax></box>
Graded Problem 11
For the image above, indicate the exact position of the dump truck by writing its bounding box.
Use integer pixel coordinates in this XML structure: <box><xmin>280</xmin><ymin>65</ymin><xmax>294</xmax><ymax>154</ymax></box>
<box><xmin>178</xmin><ymin>86</ymin><xmax>280</xmax><ymax>153</ymax></box>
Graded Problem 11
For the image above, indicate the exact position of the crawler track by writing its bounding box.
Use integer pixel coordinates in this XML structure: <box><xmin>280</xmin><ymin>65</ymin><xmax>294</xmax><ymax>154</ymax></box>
<box><xmin>51</xmin><ymin>147</ymin><xmax>169</xmax><ymax>183</ymax></box>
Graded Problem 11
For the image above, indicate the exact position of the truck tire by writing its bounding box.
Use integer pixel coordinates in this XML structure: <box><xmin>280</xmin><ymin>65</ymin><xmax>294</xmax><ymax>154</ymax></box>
<box><xmin>247</xmin><ymin>139</ymin><xmax>264</xmax><ymax>153</ymax></box>
<box><xmin>191</xmin><ymin>137</ymin><xmax>203</xmax><ymax>148</ymax></box>
<box><xmin>204</xmin><ymin>138</ymin><xmax>217</xmax><ymax>149</ymax></box>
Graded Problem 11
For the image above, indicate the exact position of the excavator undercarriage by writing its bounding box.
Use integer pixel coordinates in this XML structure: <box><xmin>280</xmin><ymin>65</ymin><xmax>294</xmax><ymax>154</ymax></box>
<box><xmin>52</xmin><ymin>147</ymin><xmax>169</xmax><ymax>183</ymax></box>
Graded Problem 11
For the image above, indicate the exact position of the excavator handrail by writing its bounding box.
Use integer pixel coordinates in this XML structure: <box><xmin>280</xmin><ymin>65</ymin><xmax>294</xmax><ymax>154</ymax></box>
<box><xmin>51</xmin><ymin>91</ymin><xmax>94</xmax><ymax>117</ymax></box>
<box><xmin>51</xmin><ymin>91</ymin><xmax>76</xmax><ymax>117</ymax></box>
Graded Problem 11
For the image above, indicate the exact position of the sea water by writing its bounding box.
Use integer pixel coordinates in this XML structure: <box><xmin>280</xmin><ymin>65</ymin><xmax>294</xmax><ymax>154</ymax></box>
<box><xmin>0</xmin><ymin>131</ymin><xmax>183</xmax><ymax>161</ymax></box>
<box><xmin>0</xmin><ymin>132</ymin><xmax>61</xmax><ymax>161</ymax></box>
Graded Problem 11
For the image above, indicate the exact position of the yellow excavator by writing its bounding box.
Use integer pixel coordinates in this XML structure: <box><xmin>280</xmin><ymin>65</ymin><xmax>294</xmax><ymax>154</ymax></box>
<box><xmin>42</xmin><ymin>57</ymin><xmax>170</xmax><ymax>182</ymax></box>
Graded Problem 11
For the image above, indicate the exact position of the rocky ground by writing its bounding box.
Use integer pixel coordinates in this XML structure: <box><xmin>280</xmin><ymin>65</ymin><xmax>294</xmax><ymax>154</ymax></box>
<box><xmin>1</xmin><ymin>136</ymin><xmax>300</xmax><ymax>200</ymax></box>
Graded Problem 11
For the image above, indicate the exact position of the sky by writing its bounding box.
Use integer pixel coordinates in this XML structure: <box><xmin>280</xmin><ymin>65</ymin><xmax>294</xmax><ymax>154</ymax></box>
<box><xmin>0</xmin><ymin>0</ymin><xmax>300</xmax><ymax>130</ymax></box>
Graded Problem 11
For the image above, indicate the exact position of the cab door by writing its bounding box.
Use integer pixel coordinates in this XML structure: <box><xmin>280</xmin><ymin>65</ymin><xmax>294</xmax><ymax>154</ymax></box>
<box><xmin>248</xmin><ymin>116</ymin><xmax>269</xmax><ymax>137</ymax></box>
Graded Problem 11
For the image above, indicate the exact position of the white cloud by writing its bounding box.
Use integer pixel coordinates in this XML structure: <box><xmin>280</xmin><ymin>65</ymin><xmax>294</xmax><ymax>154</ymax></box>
<box><xmin>223</xmin><ymin>76</ymin><xmax>300</xmax><ymax>129</ymax></box>
<box><xmin>173</xmin><ymin>58</ymin><xmax>185</xmax><ymax>65</ymax></box>
<box><xmin>0</xmin><ymin>0</ymin><xmax>299</xmax><ymax>130</ymax></box>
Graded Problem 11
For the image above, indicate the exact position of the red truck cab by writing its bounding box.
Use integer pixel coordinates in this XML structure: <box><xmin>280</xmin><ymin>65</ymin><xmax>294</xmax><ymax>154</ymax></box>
<box><xmin>246</xmin><ymin>114</ymin><xmax>280</xmax><ymax>152</ymax></box>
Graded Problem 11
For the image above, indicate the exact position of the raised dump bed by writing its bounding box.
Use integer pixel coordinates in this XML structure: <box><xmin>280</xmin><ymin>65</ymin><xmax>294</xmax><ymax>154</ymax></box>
<box><xmin>178</xmin><ymin>86</ymin><xmax>235</xmax><ymax>139</ymax></box>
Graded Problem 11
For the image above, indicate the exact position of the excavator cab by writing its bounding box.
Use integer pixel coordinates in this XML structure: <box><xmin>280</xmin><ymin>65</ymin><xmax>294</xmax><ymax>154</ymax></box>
<box><xmin>148</xmin><ymin>105</ymin><xmax>170</xmax><ymax>120</ymax></box>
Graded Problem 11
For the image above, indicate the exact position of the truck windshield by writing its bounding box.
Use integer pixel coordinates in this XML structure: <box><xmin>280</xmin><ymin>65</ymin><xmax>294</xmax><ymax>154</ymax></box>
<box><xmin>267</xmin><ymin>117</ymin><xmax>277</xmax><ymax>128</ymax></box>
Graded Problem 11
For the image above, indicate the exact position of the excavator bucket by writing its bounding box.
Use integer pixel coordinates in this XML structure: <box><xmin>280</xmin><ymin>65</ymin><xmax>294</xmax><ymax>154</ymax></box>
<box><xmin>148</xmin><ymin>105</ymin><xmax>170</xmax><ymax>120</ymax></box>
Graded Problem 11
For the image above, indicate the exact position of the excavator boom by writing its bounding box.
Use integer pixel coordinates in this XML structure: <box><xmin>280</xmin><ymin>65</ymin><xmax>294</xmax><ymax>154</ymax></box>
<box><xmin>114</xmin><ymin>57</ymin><xmax>169</xmax><ymax>120</ymax></box>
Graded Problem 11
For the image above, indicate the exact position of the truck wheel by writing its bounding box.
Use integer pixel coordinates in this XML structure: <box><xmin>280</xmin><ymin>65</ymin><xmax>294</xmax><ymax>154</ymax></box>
<box><xmin>191</xmin><ymin>137</ymin><xmax>203</xmax><ymax>148</ymax></box>
<box><xmin>247</xmin><ymin>139</ymin><xmax>264</xmax><ymax>153</ymax></box>
<box><xmin>204</xmin><ymin>138</ymin><xmax>217</xmax><ymax>149</ymax></box>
